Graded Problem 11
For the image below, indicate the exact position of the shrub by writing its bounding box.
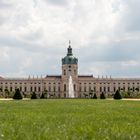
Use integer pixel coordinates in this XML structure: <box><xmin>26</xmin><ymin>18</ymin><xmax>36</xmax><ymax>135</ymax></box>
<box><xmin>100</xmin><ymin>92</ymin><xmax>106</xmax><ymax>99</ymax></box>
<box><xmin>31</xmin><ymin>92</ymin><xmax>37</xmax><ymax>99</ymax></box>
<box><xmin>13</xmin><ymin>88</ymin><xmax>22</xmax><ymax>100</ymax></box>
<box><xmin>93</xmin><ymin>93</ymin><xmax>97</xmax><ymax>99</ymax></box>
<box><xmin>114</xmin><ymin>90</ymin><xmax>122</xmax><ymax>100</ymax></box>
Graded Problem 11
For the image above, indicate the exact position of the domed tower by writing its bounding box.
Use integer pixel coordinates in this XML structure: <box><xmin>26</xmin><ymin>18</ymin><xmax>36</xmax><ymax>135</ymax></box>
<box><xmin>62</xmin><ymin>41</ymin><xmax>78</xmax><ymax>79</ymax></box>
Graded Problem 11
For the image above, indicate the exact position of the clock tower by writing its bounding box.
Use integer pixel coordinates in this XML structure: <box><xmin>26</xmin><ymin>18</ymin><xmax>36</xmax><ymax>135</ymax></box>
<box><xmin>62</xmin><ymin>41</ymin><xmax>78</xmax><ymax>79</ymax></box>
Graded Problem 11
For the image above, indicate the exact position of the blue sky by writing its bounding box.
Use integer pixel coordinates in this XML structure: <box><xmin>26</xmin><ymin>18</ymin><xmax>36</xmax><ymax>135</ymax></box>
<box><xmin>0</xmin><ymin>0</ymin><xmax>140</xmax><ymax>78</ymax></box>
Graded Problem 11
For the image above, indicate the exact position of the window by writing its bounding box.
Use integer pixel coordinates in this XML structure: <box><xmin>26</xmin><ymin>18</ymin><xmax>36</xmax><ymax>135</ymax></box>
<box><xmin>74</xmin><ymin>70</ymin><xmax>76</xmax><ymax>75</ymax></box>
<box><xmin>74</xmin><ymin>84</ymin><xmax>76</xmax><ymax>91</ymax></box>
<box><xmin>89</xmin><ymin>86</ymin><xmax>91</xmax><ymax>91</ymax></box>
<box><xmin>38</xmin><ymin>87</ymin><xmax>41</xmax><ymax>92</ymax></box>
<box><xmin>20</xmin><ymin>87</ymin><xmax>22</xmax><ymax>91</ymax></box>
<box><xmin>53</xmin><ymin>87</ymin><xmax>56</xmax><ymax>92</ymax></box>
<box><xmin>64</xmin><ymin>84</ymin><xmax>66</xmax><ymax>91</ymax></box>
<box><xmin>104</xmin><ymin>87</ymin><xmax>106</xmax><ymax>92</ymax></box>
<box><xmin>108</xmin><ymin>87</ymin><xmax>110</xmax><ymax>92</ymax></box>
<box><xmin>10</xmin><ymin>87</ymin><xmax>12</xmax><ymax>92</ymax></box>
<box><xmin>94</xmin><ymin>87</ymin><xmax>96</xmax><ymax>92</ymax></box>
<box><xmin>64</xmin><ymin>70</ymin><xmax>66</xmax><ymax>75</ymax></box>
<box><xmin>24</xmin><ymin>87</ymin><xmax>27</xmax><ymax>92</ymax></box>
<box><xmin>84</xmin><ymin>87</ymin><xmax>86</xmax><ymax>92</ymax></box>
<box><xmin>0</xmin><ymin>87</ymin><xmax>3</xmax><ymax>92</ymax></box>
<box><xmin>114</xmin><ymin>87</ymin><xmax>116</xmax><ymax>92</ymax></box>
<box><xmin>100</xmin><ymin>87</ymin><xmax>102</xmax><ymax>92</ymax></box>
<box><xmin>79</xmin><ymin>86</ymin><xmax>81</xmax><ymax>92</ymax></box>
<box><xmin>34</xmin><ymin>87</ymin><xmax>36</xmax><ymax>92</ymax></box>
<box><xmin>30</xmin><ymin>87</ymin><xmax>33</xmax><ymax>92</ymax></box>
<box><xmin>118</xmin><ymin>87</ymin><xmax>120</xmax><ymax>91</ymax></box>
<box><xmin>58</xmin><ymin>86</ymin><xmax>60</xmax><ymax>92</ymax></box>
<box><xmin>49</xmin><ymin>86</ymin><xmax>51</xmax><ymax>92</ymax></box>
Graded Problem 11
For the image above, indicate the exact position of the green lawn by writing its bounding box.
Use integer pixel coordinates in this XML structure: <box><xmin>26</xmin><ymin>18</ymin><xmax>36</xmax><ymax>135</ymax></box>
<box><xmin>0</xmin><ymin>99</ymin><xmax>140</xmax><ymax>140</ymax></box>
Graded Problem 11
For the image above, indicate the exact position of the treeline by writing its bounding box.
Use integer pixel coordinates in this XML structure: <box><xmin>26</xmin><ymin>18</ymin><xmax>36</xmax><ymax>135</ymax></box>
<box><xmin>0</xmin><ymin>87</ymin><xmax>140</xmax><ymax>100</ymax></box>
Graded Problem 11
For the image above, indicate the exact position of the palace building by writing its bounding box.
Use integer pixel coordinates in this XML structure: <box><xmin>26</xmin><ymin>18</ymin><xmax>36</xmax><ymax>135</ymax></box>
<box><xmin>0</xmin><ymin>42</ymin><xmax>140</xmax><ymax>98</ymax></box>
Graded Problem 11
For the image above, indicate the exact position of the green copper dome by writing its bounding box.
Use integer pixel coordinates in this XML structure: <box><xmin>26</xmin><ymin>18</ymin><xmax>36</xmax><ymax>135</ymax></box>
<box><xmin>62</xmin><ymin>43</ymin><xmax>78</xmax><ymax>65</ymax></box>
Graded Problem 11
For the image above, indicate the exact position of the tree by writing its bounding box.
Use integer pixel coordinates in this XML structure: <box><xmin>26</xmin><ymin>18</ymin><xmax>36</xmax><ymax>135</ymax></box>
<box><xmin>44</xmin><ymin>90</ymin><xmax>48</xmax><ymax>98</ymax></box>
<box><xmin>93</xmin><ymin>93</ymin><xmax>97</xmax><ymax>99</ymax></box>
<box><xmin>31</xmin><ymin>92</ymin><xmax>37</xmax><ymax>99</ymax></box>
<box><xmin>135</xmin><ymin>88</ymin><xmax>139</xmax><ymax>92</ymax></box>
<box><xmin>100</xmin><ymin>92</ymin><xmax>106</xmax><ymax>99</ymax></box>
<box><xmin>40</xmin><ymin>93</ymin><xmax>45</xmax><ymax>99</ymax></box>
<box><xmin>13</xmin><ymin>88</ymin><xmax>23</xmax><ymax>100</ymax></box>
<box><xmin>114</xmin><ymin>90</ymin><xmax>122</xmax><ymax>100</ymax></box>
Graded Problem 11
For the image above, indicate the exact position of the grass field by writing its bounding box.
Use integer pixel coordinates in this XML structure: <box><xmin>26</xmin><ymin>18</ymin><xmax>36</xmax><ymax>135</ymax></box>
<box><xmin>0</xmin><ymin>99</ymin><xmax>140</xmax><ymax>140</ymax></box>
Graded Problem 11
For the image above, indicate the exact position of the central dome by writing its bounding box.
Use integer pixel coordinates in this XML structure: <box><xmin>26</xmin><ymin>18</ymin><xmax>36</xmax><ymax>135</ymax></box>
<box><xmin>62</xmin><ymin>43</ymin><xmax>78</xmax><ymax>65</ymax></box>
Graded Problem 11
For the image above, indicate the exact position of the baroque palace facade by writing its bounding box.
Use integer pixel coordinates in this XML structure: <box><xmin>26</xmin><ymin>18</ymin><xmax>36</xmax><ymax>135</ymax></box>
<box><xmin>0</xmin><ymin>43</ymin><xmax>140</xmax><ymax>98</ymax></box>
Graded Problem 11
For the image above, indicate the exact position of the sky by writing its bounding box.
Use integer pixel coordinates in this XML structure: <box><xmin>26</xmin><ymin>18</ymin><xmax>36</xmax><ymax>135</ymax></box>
<box><xmin>0</xmin><ymin>0</ymin><xmax>140</xmax><ymax>78</ymax></box>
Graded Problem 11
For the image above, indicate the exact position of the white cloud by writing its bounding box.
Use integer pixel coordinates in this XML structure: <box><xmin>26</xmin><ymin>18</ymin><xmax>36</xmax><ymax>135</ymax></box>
<box><xmin>0</xmin><ymin>0</ymin><xmax>140</xmax><ymax>77</ymax></box>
